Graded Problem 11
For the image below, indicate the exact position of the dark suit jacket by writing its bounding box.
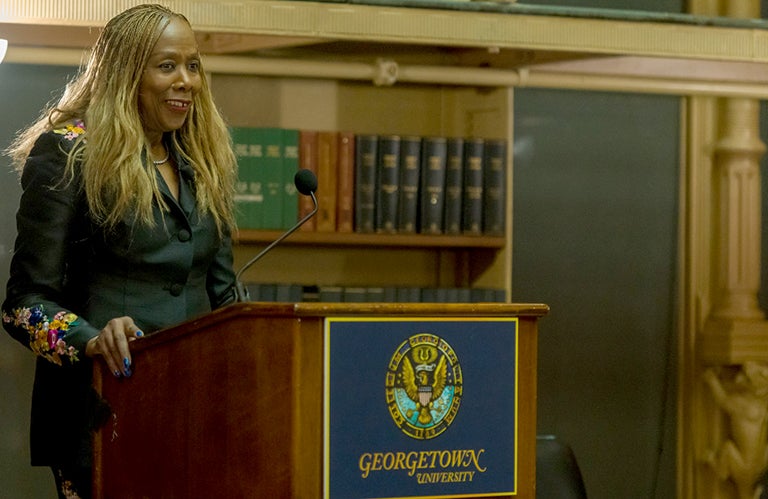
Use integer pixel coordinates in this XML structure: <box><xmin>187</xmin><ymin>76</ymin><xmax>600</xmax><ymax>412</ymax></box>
<box><xmin>2</xmin><ymin>125</ymin><xmax>236</xmax><ymax>466</ymax></box>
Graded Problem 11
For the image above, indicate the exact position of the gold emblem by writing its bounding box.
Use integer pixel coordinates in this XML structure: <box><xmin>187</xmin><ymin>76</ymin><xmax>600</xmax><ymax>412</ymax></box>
<box><xmin>386</xmin><ymin>333</ymin><xmax>463</xmax><ymax>439</ymax></box>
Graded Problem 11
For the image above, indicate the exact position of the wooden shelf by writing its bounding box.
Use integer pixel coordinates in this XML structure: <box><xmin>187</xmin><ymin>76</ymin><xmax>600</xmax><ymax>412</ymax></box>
<box><xmin>235</xmin><ymin>229</ymin><xmax>505</xmax><ymax>249</ymax></box>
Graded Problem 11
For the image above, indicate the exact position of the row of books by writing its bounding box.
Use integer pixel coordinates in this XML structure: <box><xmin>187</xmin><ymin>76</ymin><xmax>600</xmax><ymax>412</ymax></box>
<box><xmin>231</xmin><ymin>127</ymin><xmax>300</xmax><ymax>230</ymax></box>
<box><xmin>245</xmin><ymin>283</ymin><xmax>506</xmax><ymax>303</ymax></box>
<box><xmin>352</xmin><ymin>133</ymin><xmax>507</xmax><ymax>236</ymax></box>
<box><xmin>230</xmin><ymin>127</ymin><xmax>507</xmax><ymax>236</ymax></box>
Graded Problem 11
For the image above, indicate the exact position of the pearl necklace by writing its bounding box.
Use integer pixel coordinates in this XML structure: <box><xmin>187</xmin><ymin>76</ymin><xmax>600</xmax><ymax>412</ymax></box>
<box><xmin>152</xmin><ymin>150</ymin><xmax>170</xmax><ymax>166</ymax></box>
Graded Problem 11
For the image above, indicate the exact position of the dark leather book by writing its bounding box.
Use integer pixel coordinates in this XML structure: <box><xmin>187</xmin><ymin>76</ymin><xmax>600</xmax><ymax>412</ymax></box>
<box><xmin>443</xmin><ymin>137</ymin><xmax>464</xmax><ymax>235</ymax></box>
<box><xmin>419</xmin><ymin>136</ymin><xmax>447</xmax><ymax>235</ymax></box>
<box><xmin>354</xmin><ymin>134</ymin><xmax>378</xmax><ymax>233</ymax></box>
<box><xmin>375</xmin><ymin>135</ymin><xmax>401</xmax><ymax>233</ymax></box>
<box><xmin>396</xmin><ymin>136</ymin><xmax>422</xmax><ymax>233</ymax></box>
<box><xmin>461</xmin><ymin>137</ymin><xmax>484</xmax><ymax>235</ymax></box>
<box><xmin>482</xmin><ymin>138</ymin><xmax>507</xmax><ymax>236</ymax></box>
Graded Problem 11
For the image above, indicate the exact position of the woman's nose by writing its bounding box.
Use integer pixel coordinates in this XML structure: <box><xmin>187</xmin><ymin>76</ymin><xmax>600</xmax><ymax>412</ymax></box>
<box><xmin>173</xmin><ymin>70</ymin><xmax>191</xmax><ymax>90</ymax></box>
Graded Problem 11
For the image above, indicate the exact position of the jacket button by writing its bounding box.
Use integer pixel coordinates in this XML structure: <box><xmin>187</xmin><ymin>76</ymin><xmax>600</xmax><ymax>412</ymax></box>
<box><xmin>178</xmin><ymin>229</ymin><xmax>191</xmax><ymax>242</ymax></box>
<box><xmin>169</xmin><ymin>283</ymin><xmax>184</xmax><ymax>296</ymax></box>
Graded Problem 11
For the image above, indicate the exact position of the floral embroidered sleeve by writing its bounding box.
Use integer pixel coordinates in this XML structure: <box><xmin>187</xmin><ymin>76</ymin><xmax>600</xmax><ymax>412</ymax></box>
<box><xmin>3</xmin><ymin>306</ymin><xmax>81</xmax><ymax>365</ymax></box>
<box><xmin>2</xmin><ymin>123</ymin><xmax>99</xmax><ymax>364</ymax></box>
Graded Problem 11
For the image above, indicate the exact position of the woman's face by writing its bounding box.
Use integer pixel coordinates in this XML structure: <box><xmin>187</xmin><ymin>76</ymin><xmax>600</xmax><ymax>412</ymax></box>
<box><xmin>139</xmin><ymin>17</ymin><xmax>202</xmax><ymax>140</ymax></box>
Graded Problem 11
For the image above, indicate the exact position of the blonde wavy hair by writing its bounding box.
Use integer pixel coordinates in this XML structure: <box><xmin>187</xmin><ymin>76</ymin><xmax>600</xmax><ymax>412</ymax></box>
<box><xmin>6</xmin><ymin>3</ymin><xmax>236</xmax><ymax>234</ymax></box>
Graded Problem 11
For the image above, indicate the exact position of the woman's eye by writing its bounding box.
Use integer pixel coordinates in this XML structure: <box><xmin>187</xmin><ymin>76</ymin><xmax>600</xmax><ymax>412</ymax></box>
<box><xmin>188</xmin><ymin>61</ymin><xmax>200</xmax><ymax>72</ymax></box>
<box><xmin>159</xmin><ymin>62</ymin><xmax>175</xmax><ymax>71</ymax></box>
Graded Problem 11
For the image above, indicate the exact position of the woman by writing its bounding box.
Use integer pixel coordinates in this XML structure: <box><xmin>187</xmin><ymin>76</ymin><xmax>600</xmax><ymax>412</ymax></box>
<box><xmin>2</xmin><ymin>4</ymin><xmax>237</xmax><ymax>497</ymax></box>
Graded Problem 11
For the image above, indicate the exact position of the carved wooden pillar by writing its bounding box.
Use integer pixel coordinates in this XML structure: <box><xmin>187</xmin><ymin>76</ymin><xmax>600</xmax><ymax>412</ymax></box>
<box><xmin>711</xmin><ymin>97</ymin><xmax>765</xmax><ymax>321</ymax></box>
<box><xmin>685</xmin><ymin>1</ymin><xmax>768</xmax><ymax>498</ymax></box>
<box><xmin>696</xmin><ymin>93</ymin><xmax>768</xmax><ymax>499</ymax></box>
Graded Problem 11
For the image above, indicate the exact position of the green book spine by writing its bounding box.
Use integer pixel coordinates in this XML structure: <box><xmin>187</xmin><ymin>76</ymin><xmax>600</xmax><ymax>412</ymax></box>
<box><xmin>419</xmin><ymin>136</ymin><xmax>447</xmax><ymax>235</ymax></box>
<box><xmin>354</xmin><ymin>134</ymin><xmax>378</xmax><ymax>233</ymax></box>
<box><xmin>230</xmin><ymin>126</ymin><xmax>263</xmax><ymax>229</ymax></box>
<box><xmin>443</xmin><ymin>137</ymin><xmax>464</xmax><ymax>235</ymax></box>
<box><xmin>462</xmin><ymin>137</ymin><xmax>484</xmax><ymax>235</ymax></box>
<box><xmin>282</xmin><ymin>128</ymin><xmax>300</xmax><ymax>229</ymax></box>
<box><xmin>257</xmin><ymin>127</ymin><xmax>285</xmax><ymax>230</ymax></box>
<box><xmin>482</xmin><ymin>138</ymin><xmax>507</xmax><ymax>236</ymax></box>
<box><xmin>396</xmin><ymin>136</ymin><xmax>422</xmax><ymax>233</ymax></box>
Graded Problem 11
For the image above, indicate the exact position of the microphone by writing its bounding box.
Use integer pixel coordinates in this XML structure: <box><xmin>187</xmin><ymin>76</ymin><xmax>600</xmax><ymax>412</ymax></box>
<box><xmin>234</xmin><ymin>168</ymin><xmax>319</xmax><ymax>302</ymax></box>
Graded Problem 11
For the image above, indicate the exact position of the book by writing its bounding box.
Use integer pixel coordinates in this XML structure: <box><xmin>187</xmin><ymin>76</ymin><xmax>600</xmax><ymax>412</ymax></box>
<box><xmin>381</xmin><ymin>287</ymin><xmax>398</xmax><ymax>302</ymax></box>
<box><xmin>342</xmin><ymin>287</ymin><xmax>367</xmax><ymax>303</ymax></box>
<box><xmin>443</xmin><ymin>137</ymin><xmax>464</xmax><ymax>235</ymax></box>
<box><xmin>395</xmin><ymin>287</ymin><xmax>421</xmax><ymax>302</ymax></box>
<box><xmin>257</xmin><ymin>127</ymin><xmax>286</xmax><ymax>230</ymax></box>
<box><xmin>365</xmin><ymin>287</ymin><xmax>386</xmax><ymax>302</ymax></box>
<box><xmin>482</xmin><ymin>138</ymin><xmax>507</xmax><ymax>236</ymax></box>
<box><xmin>318</xmin><ymin>285</ymin><xmax>343</xmax><ymax>302</ymax></box>
<box><xmin>419</xmin><ymin>136</ymin><xmax>448</xmax><ymax>235</ymax></box>
<box><xmin>354</xmin><ymin>134</ymin><xmax>378</xmax><ymax>233</ymax></box>
<box><xmin>375</xmin><ymin>135</ymin><xmax>401</xmax><ymax>233</ymax></box>
<box><xmin>301</xmin><ymin>285</ymin><xmax>320</xmax><ymax>302</ymax></box>
<box><xmin>249</xmin><ymin>282</ymin><xmax>277</xmax><ymax>301</ymax></box>
<box><xmin>275</xmin><ymin>283</ymin><xmax>303</xmax><ymax>302</ymax></box>
<box><xmin>316</xmin><ymin>131</ymin><xmax>339</xmax><ymax>232</ymax></box>
<box><xmin>282</xmin><ymin>128</ymin><xmax>300</xmax><ymax>229</ymax></box>
<box><xmin>246</xmin><ymin>282</ymin><xmax>303</xmax><ymax>302</ymax></box>
<box><xmin>298</xmin><ymin>130</ymin><xmax>318</xmax><ymax>231</ymax></box>
<box><xmin>396</xmin><ymin>136</ymin><xmax>422</xmax><ymax>233</ymax></box>
<box><xmin>421</xmin><ymin>287</ymin><xmax>438</xmax><ymax>303</ymax></box>
<box><xmin>470</xmin><ymin>288</ymin><xmax>506</xmax><ymax>303</ymax></box>
<box><xmin>442</xmin><ymin>288</ymin><xmax>459</xmax><ymax>303</ymax></box>
<box><xmin>456</xmin><ymin>287</ymin><xmax>472</xmax><ymax>303</ymax></box>
<box><xmin>230</xmin><ymin>126</ymin><xmax>264</xmax><ymax>230</ymax></box>
<box><xmin>336</xmin><ymin>131</ymin><xmax>356</xmax><ymax>232</ymax></box>
<box><xmin>462</xmin><ymin>137</ymin><xmax>484</xmax><ymax>235</ymax></box>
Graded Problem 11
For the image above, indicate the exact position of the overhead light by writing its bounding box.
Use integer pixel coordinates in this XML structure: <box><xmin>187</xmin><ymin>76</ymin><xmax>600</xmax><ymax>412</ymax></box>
<box><xmin>0</xmin><ymin>39</ymin><xmax>7</xmax><ymax>64</ymax></box>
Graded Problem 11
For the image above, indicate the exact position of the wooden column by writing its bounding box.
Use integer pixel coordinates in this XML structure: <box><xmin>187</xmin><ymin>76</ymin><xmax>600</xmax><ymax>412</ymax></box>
<box><xmin>711</xmin><ymin>96</ymin><xmax>765</xmax><ymax>321</ymax></box>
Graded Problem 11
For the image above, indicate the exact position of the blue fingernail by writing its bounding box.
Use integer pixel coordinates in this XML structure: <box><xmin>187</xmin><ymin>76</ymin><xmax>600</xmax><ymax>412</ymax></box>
<box><xmin>113</xmin><ymin>370</ymin><xmax>121</xmax><ymax>378</ymax></box>
<box><xmin>124</xmin><ymin>367</ymin><xmax>132</xmax><ymax>378</ymax></box>
<box><xmin>123</xmin><ymin>358</ymin><xmax>131</xmax><ymax>369</ymax></box>
<box><xmin>136</xmin><ymin>330</ymin><xmax>144</xmax><ymax>337</ymax></box>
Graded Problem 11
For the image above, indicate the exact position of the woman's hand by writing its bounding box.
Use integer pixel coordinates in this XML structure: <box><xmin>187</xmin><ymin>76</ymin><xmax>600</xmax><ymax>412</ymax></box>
<box><xmin>85</xmin><ymin>317</ymin><xmax>144</xmax><ymax>377</ymax></box>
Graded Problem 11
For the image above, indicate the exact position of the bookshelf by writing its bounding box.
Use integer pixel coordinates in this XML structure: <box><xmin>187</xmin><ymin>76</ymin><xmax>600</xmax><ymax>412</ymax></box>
<box><xmin>217</xmin><ymin>76</ymin><xmax>512</xmax><ymax>298</ymax></box>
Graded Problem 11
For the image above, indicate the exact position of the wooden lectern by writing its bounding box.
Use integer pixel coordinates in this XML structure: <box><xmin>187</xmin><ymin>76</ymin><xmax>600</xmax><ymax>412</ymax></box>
<box><xmin>92</xmin><ymin>302</ymin><xmax>547</xmax><ymax>499</ymax></box>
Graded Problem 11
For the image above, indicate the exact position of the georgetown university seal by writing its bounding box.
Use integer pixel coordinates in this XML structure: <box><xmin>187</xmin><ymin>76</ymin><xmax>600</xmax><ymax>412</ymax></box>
<box><xmin>385</xmin><ymin>333</ymin><xmax>463</xmax><ymax>439</ymax></box>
